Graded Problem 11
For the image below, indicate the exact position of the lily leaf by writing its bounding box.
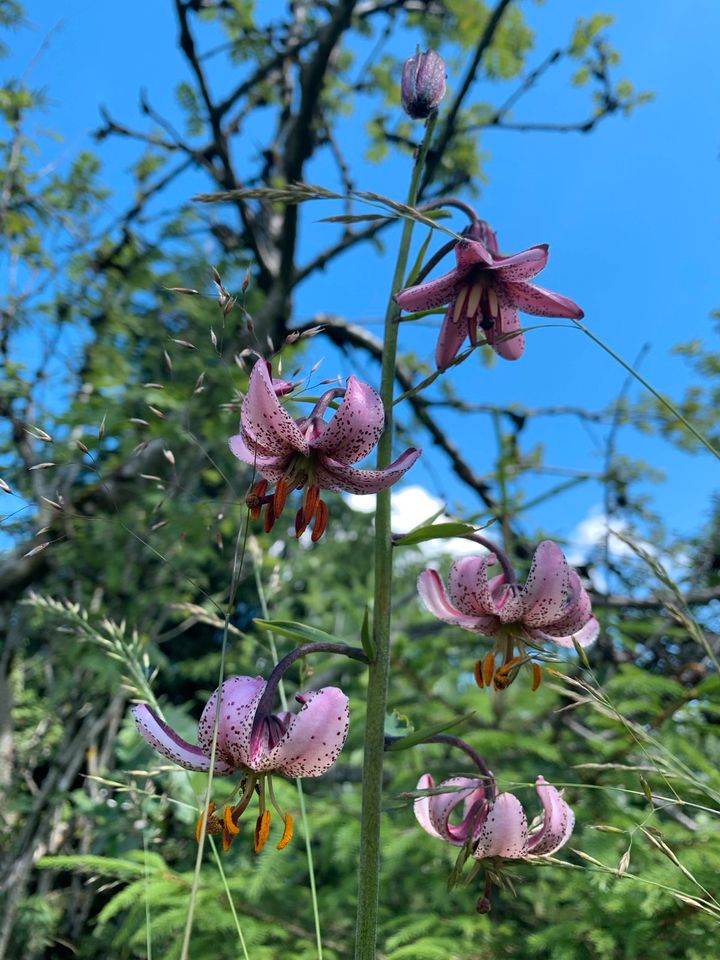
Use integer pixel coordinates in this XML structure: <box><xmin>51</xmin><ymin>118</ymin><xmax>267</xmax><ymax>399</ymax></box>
<box><xmin>253</xmin><ymin>618</ymin><xmax>342</xmax><ymax>647</ymax></box>
<box><xmin>318</xmin><ymin>213</ymin><xmax>389</xmax><ymax>224</ymax></box>
<box><xmin>385</xmin><ymin>711</ymin><xmax>475</xmax><ymax>751</ymax></box>
<box><xmin>394</xmin><ymin>521</ymin><xmax>478</xmax><ymax>546</ymax></box>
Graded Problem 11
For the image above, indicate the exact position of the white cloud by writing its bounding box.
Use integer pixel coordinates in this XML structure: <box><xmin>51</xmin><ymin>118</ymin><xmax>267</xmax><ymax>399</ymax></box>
<box><xmin>345</xmin><ymin>484</ymin><xmax>483</xmax><ymax>558</ymax></box>
<box><xmin>566</xmin><ymin>506</ymin><xmax>635</xmax><ymax>567</ymax></box>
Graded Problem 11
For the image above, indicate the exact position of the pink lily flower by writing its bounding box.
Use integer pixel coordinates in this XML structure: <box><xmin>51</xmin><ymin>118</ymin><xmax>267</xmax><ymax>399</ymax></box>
<box><xmin>394</xmin><ymin>220</ymin><xmax>583</xmax><ymax>368</ymax></box>
<box><xmin>230</xmin><ymin>361</ymin><xmax>421</xmax><ymax>540</ymax></box>
<box><xmin>415</xmin><ymin>772</ymin><xmax>574</xmax><ymax>861</ymax></box>
<box><xmin>418</xmin><ymin>540</ymin><xmax>599</xmax><ymax>690</ymax></box>
<box><xmin>133</xmin><ymin>675</ymin><xmax>349</xmax><ymax>852</ymax></box>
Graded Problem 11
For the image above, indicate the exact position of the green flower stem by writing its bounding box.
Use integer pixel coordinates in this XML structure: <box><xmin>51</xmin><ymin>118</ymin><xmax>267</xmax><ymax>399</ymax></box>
<box><xmin>354</xmin><ymin>114</ymin><xmax>437</xmax><ymax>960</ymax></box>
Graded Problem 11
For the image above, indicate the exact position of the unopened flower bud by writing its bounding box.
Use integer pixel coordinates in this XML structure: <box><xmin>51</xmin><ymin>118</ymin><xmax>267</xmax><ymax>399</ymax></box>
<box><xmin>401</xmin><ymin>48</ymin><xmax>446</xmax><ymax>119</ymax></box>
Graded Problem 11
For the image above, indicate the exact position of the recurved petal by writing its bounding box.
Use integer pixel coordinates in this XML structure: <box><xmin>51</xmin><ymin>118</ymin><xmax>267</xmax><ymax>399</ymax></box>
<box><xmin>436</xmin><ymin>299</ymin><xmax>470</xmax><ymax>370</ymax></box>
<box><xmin>252</xmin><ymin>687</ymin><xmax>349</xmax><ymax>777</ymax></box>
<box><xmin>312</xmin><ymin>376</ymin><xmax>384</xmax><ymax>464</ymax></box>
<box><xmin>472</xmin><ymin>792</ymin><xmax>529</xmax><ymax>859</ymax></box>
<box><xmin>427</xmin><ymin>776</ymin><xmax>488</xmax><ymax>844</ymax></box>
<box><xmin>536</xmin><ymin>570</ymin><xmax>598</xmax><ymax>641</ymax></box>
<box><xmin>529</xmin><ymin>614</ymin><xmax>600</xmax><ymax>649</ymax></box>
<box><xmin>241</xmin><ymin>361</ymin><xmax>308</xmax><ymax>456</ymax></box>
<box><xmin>417</xmin><ymin>569</ymin><xmax>491</xmax><ymax>632</ymax></box>
<box><xmin>394</xmin><ymin>269</ymin><xmax>463</xmax><ymax>311</ymax></box>
<box><xmin>491</xmin><ymin>244</ymin><xmax>548</xmax><ymax>282</ymax></box>
<box><xmin>448</xmin><ymin>554</ymin><xmax>513</xmax><ymax>621</ymax></box>
<box><xmin>504</xmin><ymin>280</ymin><xmax>584</xmax><ymax>319</ymax></box>
<box><xmin>229</xmin><ymin>434</ymin><xmax>288</xmax><ymax>481</ymax></box>
<box><xmin>132</xmin><ymin>703</ymin><xmax>235</xmax><ymax>775</ymax></box>
<box><xmin>505</xmin><ymin>541</ymin><xmax>571</xmax><ymax>627</ymax></box>
<box><xmin>448</xmin><ymin>556</ymin><xmax>501</xmax><ymax>618</ymax></box>
<box><xmin>197</xmin><ymin>675</ymin><xmax>266</xmax><ymax>769</ymax></box>
<box><xmin>414</xmin><ymin>773</ymin><xmax>443</xmax><ymax>839</ymax></box>
<box><xmin>492</xmin><ymin>302</ymin><xmax>525</xmax><ymax>361</ymax></box>
<box><xmin>315</xmin><ymin>447</ymin><xmax>420</xmax><ymax>494</ymax></box>
<box><xmin>454</xmin><ymin>238</ymin><xmax>494</xmax><ymax>273</ymax></box>
<box><xmin>527</xmin><ymin>776</ymin><xmax>575</xmax><ymax>855</ymax></box>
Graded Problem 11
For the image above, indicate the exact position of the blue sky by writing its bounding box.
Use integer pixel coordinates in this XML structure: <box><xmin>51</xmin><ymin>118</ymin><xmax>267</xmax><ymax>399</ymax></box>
<box><xmin>4</xmin><ymin>0</ymin><xmax>719</xmax><ymax>552</ymax></box>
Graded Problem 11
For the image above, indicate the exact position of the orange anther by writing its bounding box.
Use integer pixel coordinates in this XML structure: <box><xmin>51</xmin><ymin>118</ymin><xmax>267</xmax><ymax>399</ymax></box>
<box><xmin>195</xmin><ymin>802</ymin><xmax>216</xmax><ymax>843</ymax></box>
<box><xmin>223</xmin><ymin>805</ymin><xmax>240</xmax><ymax>836</ymax></box>
<box><xmin>473</xmin><ymin>659</ymin><xmax>484</xmax><ymax>689</ymax></box>
<box><xmin>303</xmin><ymin>484</ymin><xmax>320</xmax><ymax>524</ymax></box>
<box><xmin>245</xmin><ymin>479</ymin><xmax>268</xmax><ymax>519</ymax></box>
<box><xmin>531</xmin><ymin>662</ymin><xmax>543</xmax><ymax>692</ymax></box>
<box><xmin>482</xmin><ymin>652</ymin><xmax>496</xmax><ymax>688</ymax></box>
<box><xmin>311</xmin><ymin>499</ymin><xmax>329</xmax><ymax>542</ymax></box>
<box><xmin>276</xmin><ymin>813</ymin><xmax>294</xmax><ymax>850</ymax></box>
<box><xmin>294</xmin><ymin>506</ymin><xmax>309</xmax><ymax>538</ymax></box>
<box><xmin>263</xmin><ymin>501</ymin><xmax>276</xmax><ymax>533</ymax></box>
<box><xmin>273</xmin><ymin>476</ymin><xmax>291</xmax><ymax>517</ymax></box>
<box><xmin>254</xmin><ymin>810</ymin><xmax>272</xmax><ymax>853</ymax></box>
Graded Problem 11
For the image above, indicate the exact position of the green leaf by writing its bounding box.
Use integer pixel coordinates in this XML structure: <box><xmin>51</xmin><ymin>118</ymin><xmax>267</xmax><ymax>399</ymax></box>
<box><xmin>405</xmin><ymin>228</ymin><xmax>435</xmax><ymax>287</ymax></box>
<box><xmin>385</xmin><ymin>712</ymin><xmax>475</xmax><ymax>750</ymax></box>
<box><xmin>253</xmin><ymin>618</ymin><xmax>343</xmax><ymax>647</ymax></box>
<box><xmin>394</xmin><ymin>521</ymin><xmax>478</xmax><ymax>546</ymax></box>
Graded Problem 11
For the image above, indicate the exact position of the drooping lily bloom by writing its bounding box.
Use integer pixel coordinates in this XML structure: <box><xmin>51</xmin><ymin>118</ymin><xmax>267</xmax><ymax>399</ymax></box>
<box><xmin>230</xmin><ymin>361</ymin><xmax>421</xmax><ymax>540</ymax></box>
<box><xmin>418</xmin><ymin>540</ymin><xmax>599</xmax><ymax>690</ymax></box>
<box><xmin>394</xmin><ymin>220</ymin><xmax>583</xmax><ymax>368</ymax></box>
<box><xmin>133</xmin><ymin>675</ymin><xmax>349</xmax><ymax>852</ymax></box>
<box><xmin>415</xmin><ymin>772</ymin><xmax>574</xmax><ymax>860</ymax></box>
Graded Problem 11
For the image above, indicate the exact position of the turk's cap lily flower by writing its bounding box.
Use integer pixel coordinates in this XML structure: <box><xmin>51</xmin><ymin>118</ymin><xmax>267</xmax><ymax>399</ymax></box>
<box><xmin>415</xmin><ymin>773</ymin><xmax>574</xmax><ymax>860</ymax></box>
<box><xmin>394</xmin><ymin>219</ymin><xmax>583</xmax><ymax>368</ymax></box>
<box><xmin>133</xmin><ymin>674</ymin><xmax>349</xmax><ymax>852</ymax></box>
<box><xmin>230</xmin><ymin>361</ymin><xmax>420</xmax><ymax>540</ymax></box>
<box><xmin>418</xmin><ymin>540</ymin><xmax>599</xmax><ymax>690</ymax></box>
<box><xmin>401</xmin><ymin>47</ymin><xmax>447</xmax><ymax>119</ymax></box>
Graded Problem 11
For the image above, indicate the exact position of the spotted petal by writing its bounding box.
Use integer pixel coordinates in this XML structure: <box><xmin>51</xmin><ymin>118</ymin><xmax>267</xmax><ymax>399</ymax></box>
<box><xmin>197</xmin><ymin>676</ymin><xmax>266</xmax><ymax>769</ymax></box>
<box><xmin>530</xmin><ymin>615</ymin><xmax>600</xmax><ymax>649</ymax></box>
<box><xmin>312</xmin><ymin>376</ymin><xmax>385</xmax><ymax>464</ymax></box>
<box><xmin>229</xmin><ymin>434</ymin><xmax>288</xmax><ymax>482</ymax></box>
<box><xmin>492</xmin><ymin>302</ymin><xmax>525</xmax><ymax>361</ymax></box>
<box><xmin>132</xmin><ymin>704</ymin><xmax>235</xmax><ymax>775</ymax></box>
<box><xmin>394</xmin><ymin>268</ymin><xmax>465</xmax><ymax>312</ymax></box>
<box><xmin>472</xmin><ymin>792</ymin><xmax>529</xmax><ymax>859</ymax></box>
<box><xmin>315</xmin><ymin>447</ymin><xmax>420</xmax><ymax>494</ymax></box>
<box><xmin>454</xmin><ymin>238</ymin><xmax>494</xmax><ymax>273</ymax></box>
<box><xmin>436</xmin><ymin>298</ymin><xmax>470</xmax><ymax>369</ymax></box>
<box><xmin>505</xmin><ymin>280</ymin><xmax>584</xmax><ymax>319</ymax></box>
<box><xmin>241</xmin><ymin>361</ymin><xmax>308</xmax><ymax>456</ymax></box>
<box><xmin>252</xmin><ymin>687</ymin><xmax>350</xmax><ymax>777</ymax></box>
<box><xmin>417</xmin><ymin>569</ymin><xmax>492</xmax><ymax>632</ymax></box>
<box><xmin>448</xmin><ymin>554</ymin><xmax>515</xmax><ymax>621</ymax></box>
<box><xmin>527</xmin><ymin>776</ymin><xmax>575</xmax><ymax>855</ymax></box>
<box><xmin>503</xmin><ymin>541</ymin><xmax>571</xmax><ymax>627</ymax></box>
<box><xmin>491</xmin><ymin>244</ymin><xmax>548</xmax><ymax>282</ymax></box>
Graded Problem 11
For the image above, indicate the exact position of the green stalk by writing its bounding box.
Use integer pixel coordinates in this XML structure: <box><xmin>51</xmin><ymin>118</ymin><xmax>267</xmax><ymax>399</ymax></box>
<box><xmin>353</xmin><ymin>115</ymin><xmax>437</xmax><ymax>960</ymax></box>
